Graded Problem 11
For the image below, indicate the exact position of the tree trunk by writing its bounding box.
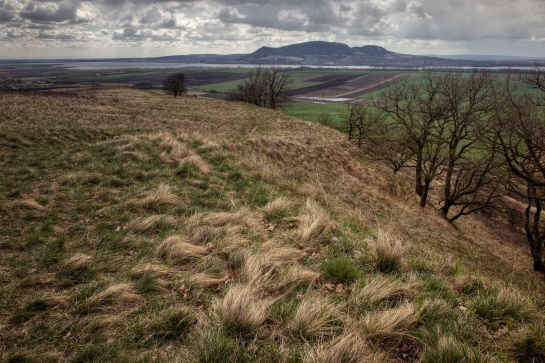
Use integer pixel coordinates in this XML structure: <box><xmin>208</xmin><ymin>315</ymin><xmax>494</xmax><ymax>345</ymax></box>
<box><xmin>420</xmin><ymin>178</ymin><xmax>431</xmax><ymax>207</ymax></box>
<box><xmin>532</xmin><ymin>242</ymin><xmax>545</xmax><ymax>273</ymax></box>
<box><xmin>415</xmin><ymin>153</ymin><xmax>423</xmax><ymax>197</ymax></box>
<box><xmin>440</xmin><ymin>201</ymin><xmax>454</xmax><ymax>218</ymax></box>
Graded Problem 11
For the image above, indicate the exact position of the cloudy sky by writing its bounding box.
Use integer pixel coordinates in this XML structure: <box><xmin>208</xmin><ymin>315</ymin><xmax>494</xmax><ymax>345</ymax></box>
<box><xmin>1</xmin><ymin>0</ymin><xmax>545</xmax><ymax>59</ymax></box>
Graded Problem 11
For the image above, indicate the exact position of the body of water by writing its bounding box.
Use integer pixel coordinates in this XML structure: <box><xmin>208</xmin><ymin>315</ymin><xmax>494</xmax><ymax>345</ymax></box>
<box><xmin>59</xmin><ymin>62</ymin><xmax>535</xmax><ymax>71</ymax></box>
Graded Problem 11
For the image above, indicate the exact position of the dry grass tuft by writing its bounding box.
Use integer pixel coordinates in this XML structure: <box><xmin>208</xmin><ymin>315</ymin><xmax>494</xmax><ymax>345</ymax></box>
<box><xmin>86</xmin><ymin>283</ymin><xmax>141</xmax><ymax>310</ymax></box>
<box><xmin>290</xmin><ymin>296</ymin><xmax>345</xmax><ymax>341</ymax></box>
<box><xmin>182</xmin><ymin>324</ymin><xmax>239</xmax><ymax>363</ymax></box>
<box><xmin>118</xmin><ymin>151</ymin><xmax>147</xmax><ymax>161</ymax></box>
<box><xmin>215</xmin><ymin>234</ymin><xmax>252</xmax><ymax>255</ymax></box>
<box><xmin>240</xmin><ymin>253</ymin><xmax>273</xmax><ymax>287</ymax></box>
<box><xmin>192</xmin><ymin>273</ymin><xmax>230</xmax><ymax>288</ymax></box>
<box><xmin>471</xmin><ymin>286</ymin><xmax>539</xmax><ymax>324</ymax></box>
<box><xmin>219</xmin><ymin>284</ymin><xmax>270</xmax><ymax>335</ymax></box>
<box><xmin>418</xmin><ymin>298</ymin><xmax>454</xmax><ymax>325</ymax></box>
<box><xmin>420</xmin><ymin>335</ymin><xmax>481</xmax><ymax>363</ymax></box>
<box><xmin>373</xmin><ymin>229</ymin><xmax>405</xmax><ymax>273</ymax></box>
<box><xmin>349</xmin><ymin>275</ymin><xmax>413</xmax><ymax>311</ymax></box>
<box><xmin>62</xmin><ymin>253</ymin><xmax>92</xmax><ymax>273</ymax></box>
<box><xmin>157</xmin><ymin>236</ymin><xmax>211</xmax><ymax>263</ymax></box>
<box><xmin>261</xmin><ymin>197</ymin><xmax>295</xmax><ymax>221</ymax></box>
<box><xmin>298</xmin><ymin>199</ymin><xmax>333</xmax><ymax>243</ymax></box>
<box><xmin>160</xmin><ymin>143</ymin><xmax>191</xmax><ymax>165</ymax></box>
<box><xmin>155</xmin><ymin>132</ymin><xmax>211</xmax><ymax>173</ymax></box>
<box><xmin>131</xmin><ymin>263</ymin><xmax>177</xmax><ymax>279</ymax></box>
<box><xmin>9</xmin><ymin>199</ymin><xmax>45</xmax><ymax>211</ymax></box>
<box><xmin>304</xmin><ymin>331</ymin><xmax>385</xmax><ymax>363</ymax></box>
<box><xmin>237</xmin><ymin>246</ymin><xmax>309</xmax><ymax>291</ymax></box>
<box><xmin>126</xmin><ymin>215</ymin><xmax>177</xmax><ymax>233</ymax></box>
<box><xmin>201</xmin><ymin>210</ymin><xmax>246</xmax><ymax>227</ymax></box>
<box><xmin>509</xmin><ymin>324</ymin><xmax>545</xmax><ymax>363</ymax></box>
<box><xmin>45</xmin><ymin>295</ymin><xmax>72</xmax><ymax>307</ymax></box>
<box><xmin>359</xmin><ymin>302</ymin><xmax>416</xmax><ymax>346</ymax></box>
<box><xmin>281</xmin><ymin>266</ymin><xmax>321</xmax><ymax>287</ymax></box>
<box><xmin>140</xmin><ymin>183</ymin><xmax>183</xmax><ymax>210</ymax></box>
<box><xmin>262</xmin><ymin>246</ymin><xmax>306</xmax><ymax>265</ymax></box>
<box><xmin>181</xmin><ymin>155</ymin><xmax>211</xmax><ymax>174</ymax></box>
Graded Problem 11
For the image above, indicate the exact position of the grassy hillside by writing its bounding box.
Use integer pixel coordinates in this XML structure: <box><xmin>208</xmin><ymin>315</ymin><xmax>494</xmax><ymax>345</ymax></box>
<box><xmin>1</xmin><ymin>88</ymin><xmax>544</xmax><ymax>363</ymax></box>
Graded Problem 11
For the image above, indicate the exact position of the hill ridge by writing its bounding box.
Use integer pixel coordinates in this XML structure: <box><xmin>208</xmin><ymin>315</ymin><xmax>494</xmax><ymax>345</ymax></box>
<box><xmin>0</xmin><ymin>88</ymin><xmax>543</xmax><ymax>362</ymax></box>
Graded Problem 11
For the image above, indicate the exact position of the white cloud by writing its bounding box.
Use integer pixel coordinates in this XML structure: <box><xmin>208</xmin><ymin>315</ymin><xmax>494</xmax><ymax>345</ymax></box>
<box><xmin>1</xmin><ymin>0</ymin><xmax>545</xmax><ymax>58</ymax></box>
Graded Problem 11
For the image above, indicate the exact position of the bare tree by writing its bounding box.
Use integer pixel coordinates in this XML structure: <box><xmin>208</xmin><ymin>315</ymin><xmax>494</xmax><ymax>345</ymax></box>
<box><xmin>494</xmin><ymin>71</ymin><xmax>545</xmax><ymax>273</ymax></box>
<box><xmin>341</xmin><ymin>101</ymin><xmax>412</xmax><ymax>173</ymax></box>
<box><xmin>317</xmin><ymin>108</ymin><xmax>334</xmax><ymax>127</ymax></box>
<box><xmin>523</xmin><ymin>61</ymin><xmax>545</xmax><ymax>95</ymax></box>
<box><xmin>374</xmin><ymin>70</ymin><xmax>449</xmax><ymax>207</ymax></box>
<box><xmin>434</xmin><ymin>70</ymin><xmax>504</xmax><ymax>222</ymax></box>
<box><xmin>227</xmin><ymin>67</ymin><xmax>293</xmax><ymax>109</ymax></box>
<box><xmin>358</xmin><ymin>69</ymin><xmax>503</xmax><ymax>218</ymax></box>
<box><xmin>163</xmin><ymin>73</ymin><xmax>187</xmax><ymax>98</ymax></box>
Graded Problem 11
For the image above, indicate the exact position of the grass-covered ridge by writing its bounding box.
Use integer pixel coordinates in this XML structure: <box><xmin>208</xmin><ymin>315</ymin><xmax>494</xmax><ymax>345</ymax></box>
<box><xmin>1</xmin><ymin>88</ymin><xmax>544</xmax><ymax>362</ymax></box>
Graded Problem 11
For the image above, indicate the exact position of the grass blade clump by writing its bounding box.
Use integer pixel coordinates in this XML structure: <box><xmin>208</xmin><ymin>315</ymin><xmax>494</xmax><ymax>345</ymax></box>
<box><xmin>298</xmin><ymin>199</ymin><xmax>332</xmax><ymax>243</ymax></box>
<box><xmin>290</xmin><ymin>296</ymin><xmax>345</xmax><ymax>341</ymax></box>
<box><xmin>349</xmin><ymin>274</ymin><xmax>413</xmax><ymax>312</ymax></box>
<box><xmin>359</xmin><ymin>302</ymin><xmax>416</xmax><ymax>346</ymax></box>
<box><xmin>140</xmin><ymin>183</ymin><xmax>183</xmax><ymax>210</ymax></box>
<box><xmin>372</xmin><ymin>229</ymin><xmax>405</xmax><ymax>273</ymax></box>
<box><xmin>157</xmin><ymin>236</ymin><xmax>211</xmax><ymax>264</ymax></box>
<box><xmin>219</xmin><ymin>284</ymin><xmax>270</xmax><ymax>336</ymax></box>
<box><xmin>261</xmin><ymin>197</ymin><xmax>295</xmax><ymax>221</ymax></box>
<box><xmin>183</xmin><ymin>324</ymin><xmax>240</xmax><ymax>363</ymax></box>
<box><xmin>471</xmin><ymin>286</ymin><xmax>537</xmax><ymax>324</ymax></box>
<box><xmin>321</xmin><ymin>256</ymin><xmax>361</xmax><ymax>284</ymax></box>
<box><xmin>421</xmin><ymin>335</ymin><xmax>484</xmax><ymax>363</ymax></box>
<box><xmin>126</xmin><ymin>215</ymin><xmax>177</xmax><ymax>234</ymax></box>
<box><xmin>304</xmin><ymin>331</ymin><xmax>384</xmax><ymax>363</ymax></box>
<box><xmin>510</xmin><ymin>324</ymin><xmax>545</xmax><ymax>363</ymax></box>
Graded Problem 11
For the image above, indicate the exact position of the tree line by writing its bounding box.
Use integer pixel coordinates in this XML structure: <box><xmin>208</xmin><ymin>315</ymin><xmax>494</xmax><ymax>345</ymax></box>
<box><xmin>341</xmin><ymin>66</ymin><xmax>545</xmax><ymax>274</ymax></box>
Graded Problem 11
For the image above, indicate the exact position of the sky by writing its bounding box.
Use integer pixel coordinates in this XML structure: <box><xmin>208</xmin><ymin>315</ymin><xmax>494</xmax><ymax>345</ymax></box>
<box><xmin>1</xmin><ymin>0</ymin><xmax>545</xmax><ymax>59</ymax></box>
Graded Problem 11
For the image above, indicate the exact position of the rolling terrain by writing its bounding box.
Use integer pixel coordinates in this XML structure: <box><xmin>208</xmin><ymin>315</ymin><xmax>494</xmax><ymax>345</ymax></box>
<box><xmin>1</xmin><ymin>88</ymin><xmax>544</xmax><ymax>362</ymax></box>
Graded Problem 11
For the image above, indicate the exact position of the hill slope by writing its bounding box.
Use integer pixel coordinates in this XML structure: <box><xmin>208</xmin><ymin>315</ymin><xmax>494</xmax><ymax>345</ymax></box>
<box><xmin>0</xmin><ymin>88</ymin><xmax>544</xmax><ymax>362</ymax></box>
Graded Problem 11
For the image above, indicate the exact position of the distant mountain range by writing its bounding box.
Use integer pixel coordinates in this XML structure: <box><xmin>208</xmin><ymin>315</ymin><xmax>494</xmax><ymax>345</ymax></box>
<box><xmin>145</xmin><ymin>41</ymin><xmax>540</xmax><ymax>68</ymax></box>
<box><xmin>10</xmin><ymin>41</ymin><xmax>540</xmax><ymax>67</ymax></box>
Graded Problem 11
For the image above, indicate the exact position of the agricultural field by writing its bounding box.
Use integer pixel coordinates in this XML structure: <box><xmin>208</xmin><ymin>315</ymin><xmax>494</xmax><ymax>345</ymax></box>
<box><xmin>1</xmin><ymin>87</ymin><xmax>544</xmax><ymax>362</ymax></box>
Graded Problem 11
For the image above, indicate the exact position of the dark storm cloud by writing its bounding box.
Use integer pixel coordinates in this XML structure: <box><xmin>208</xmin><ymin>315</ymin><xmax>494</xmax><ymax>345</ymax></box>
<box><xmin>20</xmin><ymin>1</ymin><xmax>89</xmax><ymax>24</ymax></box>
<box><xmin>0</xmin><ymin>9</ymin><xmax>15</xmax><ymax>22</ymax></box>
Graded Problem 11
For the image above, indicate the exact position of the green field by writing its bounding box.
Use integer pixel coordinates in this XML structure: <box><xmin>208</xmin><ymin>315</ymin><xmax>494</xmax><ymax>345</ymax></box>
<box><xmin>283</xmin><ymin>102</ymin><xmax>346</xmax><ymax>130</ymax></box>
